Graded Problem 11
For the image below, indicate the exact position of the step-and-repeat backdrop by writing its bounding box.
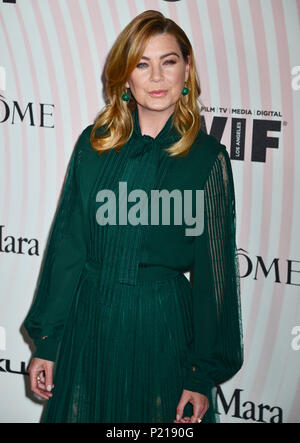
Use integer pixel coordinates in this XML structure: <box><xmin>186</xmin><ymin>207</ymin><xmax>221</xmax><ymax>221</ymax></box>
<box><xmin>1</xmin><ymin>0</ymin><xmax>299</xmax><ymax>423</ymax></box>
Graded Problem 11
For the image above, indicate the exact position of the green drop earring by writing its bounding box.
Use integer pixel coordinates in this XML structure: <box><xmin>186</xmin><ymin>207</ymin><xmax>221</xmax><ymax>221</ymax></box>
<box><xmin>182</xmin><ymin>84</ymin><xmax>189</xmax><ymax>96</ymax></box>
<box><xmin>121</xmin><ymin>88</ymin><xmax>130</xmax><ymax>102</ymax></box>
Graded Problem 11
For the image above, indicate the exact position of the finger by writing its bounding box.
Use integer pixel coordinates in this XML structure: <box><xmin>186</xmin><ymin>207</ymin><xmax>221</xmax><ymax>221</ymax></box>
<box><xmin>198</xmin><ymin>398</ymin><xmax>209</xmax><ymax>422</ymax></box>
<box><xmin>191</xmin><ymin>405</ymin><xmax>202</xmax><ymax>423</ymax></box>
<box><xmin>39</xmin><ymin>371</ymin><xmax>46</xmax><ymax>384</ymax></box>
<box><xmin>176</xmin><ymin>395</ymin><xmax>188</xmax><ymax>421</ymax></box>
<box><xmin>29</xmin><ymin>366</ymin><xmax>40</xmax><ymax>394</ymax></box>
<box><xmin>30</xmin><ymin>367</ymin><xmax>52</xmax><ymax>400</ymax></box>
<box><xmin>33</xmin><ymin>377</ymin><xmax>53</xmax><ymax>400</ymax></box>
<box><xmin>176</xmin><ymin>411</ymin><xmax>184</xmax><ymax>421</ymax></box>
<box><xmin>36</xmin><ymin>370</ymin><xmax>46</xmax><ymax>388</ymax></box>
<box><xmin>33</xmin><ymin>390</ymin><xmax>52</xmax><ymax>401</ymax></box>
<box><xmin>37</xmin><ymin>379</ymin><xmax>54</xmax><ymax>393</ymax></box>
<box><xmin>44</xmin><ymin>363</ymin><xmax>54</xmax><ymax>393</ymax></box>
<box><xmin>32</xmin><ymin>381</ymin><xmax>53</xmax><ymax>400</ymax></box>
<box><xmin>37</xmin><ymin>380</ymin><xmax>49</xmax><ymax>392</ymax></box>
<box><xmin>36</xmin><ymin>372</ymin><xmax>51</xmax><ymax>393</ymax></box>
<box><xmin>177</xmin><ymin>416</ymin><xmax>190</xmax><ymax>423</ymax></box>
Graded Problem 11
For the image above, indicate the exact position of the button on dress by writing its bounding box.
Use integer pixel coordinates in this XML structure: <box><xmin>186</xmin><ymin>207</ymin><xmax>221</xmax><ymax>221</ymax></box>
<box><xmin>24</xmin><ymin>108</ymin><xmax>243</xmax><ymax>423</ymax></box>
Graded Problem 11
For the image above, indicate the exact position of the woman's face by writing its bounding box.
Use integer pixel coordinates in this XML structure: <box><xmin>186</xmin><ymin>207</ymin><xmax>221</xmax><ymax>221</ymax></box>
<box><xmin>125</xmin><ymin>33</ymin><xmax>190</xmax><ymax>115</ymax></box>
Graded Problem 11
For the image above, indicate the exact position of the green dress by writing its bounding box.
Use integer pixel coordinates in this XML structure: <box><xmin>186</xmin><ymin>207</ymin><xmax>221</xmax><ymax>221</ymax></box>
<box><xmin>24</xmin><ymin>108</ymin><xmax>243</xmax><ymax>423</ymax></box>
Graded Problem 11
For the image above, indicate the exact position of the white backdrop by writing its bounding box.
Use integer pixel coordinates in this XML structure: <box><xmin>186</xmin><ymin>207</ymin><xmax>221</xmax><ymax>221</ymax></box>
<box><xmin>0</xmin><ymin>0</ymin><xmax>299</xmax><ymax>423</ymax></box>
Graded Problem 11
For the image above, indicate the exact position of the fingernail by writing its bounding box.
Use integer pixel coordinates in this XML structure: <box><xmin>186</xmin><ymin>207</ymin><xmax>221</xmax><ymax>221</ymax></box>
<box><xmin>176</xmin><ymin>414</ymin><xmax>180</xmax><ymax>420</ymax></box>
<box><xmin>47</xmin><ymin>385</ymin><xmax>52</xmax><ymax>392</ymax></box>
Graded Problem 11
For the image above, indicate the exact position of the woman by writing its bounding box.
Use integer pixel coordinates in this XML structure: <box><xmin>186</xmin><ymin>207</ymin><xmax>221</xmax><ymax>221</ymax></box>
<box><xmin>24</xmin><ymin>10</ymin><xmax>243</xmax><ymax>423</ymax></box>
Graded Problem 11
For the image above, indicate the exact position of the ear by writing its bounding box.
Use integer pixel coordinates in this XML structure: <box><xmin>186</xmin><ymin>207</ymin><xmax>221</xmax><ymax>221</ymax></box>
<box><xmin>125</xmin><ymin>80</ymin><xmax>130</xmax><ymax>89</ymax></box>
<box><xmin>185</xmin><ymin>55</ymin><xmax>191</xmax><ymax>82</ymax></box>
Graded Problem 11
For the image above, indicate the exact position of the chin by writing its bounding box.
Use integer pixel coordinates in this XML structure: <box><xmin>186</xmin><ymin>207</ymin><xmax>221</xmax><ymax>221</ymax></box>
<box><xmin>141</xmin><ymin>101</ymin><xmax>174</xmax><ymax>113</ymax></box>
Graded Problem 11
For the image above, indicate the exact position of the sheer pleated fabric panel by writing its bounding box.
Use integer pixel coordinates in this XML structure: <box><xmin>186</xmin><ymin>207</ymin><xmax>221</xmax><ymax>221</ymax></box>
<box><xmin>182</xmin><ymin>148</ymin><xmax>243</xmax><ymax>422</ymax></box>
<box><xmin>24</xmin><ymin>135</ymin><xmax>88</xmax><ymax>361</ymax></box>
<box><xmin>204</xmin><ymin>149</ymin><xmax>244</xmax><ymax>384</ymax></box>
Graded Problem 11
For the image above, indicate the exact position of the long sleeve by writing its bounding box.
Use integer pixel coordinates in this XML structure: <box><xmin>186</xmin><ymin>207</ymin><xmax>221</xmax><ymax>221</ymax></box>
<box><xmin>182</xmin><ymin>147</ymin><xmax>243</xmax><ymax>398</ymax></box>
<box><xmin>24</xmin><ymin>130</ymin><xmax>88</xmax><ymax>362</ymax></box>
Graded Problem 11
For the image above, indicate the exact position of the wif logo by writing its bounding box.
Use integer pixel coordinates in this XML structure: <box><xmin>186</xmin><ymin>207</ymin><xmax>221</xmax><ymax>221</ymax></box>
<box><xmin>0</xmin><ymin>66</ymin><xmax>5</xmax><ymax>91</ymax></box>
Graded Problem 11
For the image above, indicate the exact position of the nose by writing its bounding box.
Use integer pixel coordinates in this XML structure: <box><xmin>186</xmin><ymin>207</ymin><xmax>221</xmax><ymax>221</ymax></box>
<box><xmin>150</xmin><ymin>63</ymin><xmax>163</xmax><ymax>82</ymax></box>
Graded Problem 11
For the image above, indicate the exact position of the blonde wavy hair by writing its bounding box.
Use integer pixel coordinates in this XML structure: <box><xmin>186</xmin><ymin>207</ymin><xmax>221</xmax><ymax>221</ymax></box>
<box><xmin>90</xmin><ymin>10</ymin><xmax>202</xmax><ymax>158</ymax></box>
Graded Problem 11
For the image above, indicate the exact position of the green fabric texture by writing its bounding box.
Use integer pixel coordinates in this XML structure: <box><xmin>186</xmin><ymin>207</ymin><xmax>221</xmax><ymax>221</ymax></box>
<box><xmin>24</xmin><ymin>108</ymin><xmax>243</xmax><ymax>423</ymax></box>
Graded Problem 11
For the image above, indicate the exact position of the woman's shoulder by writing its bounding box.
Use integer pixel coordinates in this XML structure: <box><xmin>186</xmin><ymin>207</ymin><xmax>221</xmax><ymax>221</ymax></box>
<box><xmin>182</xmin><ymin>128</ymin><xmax>229</xmax><ymax>186</ymax></box>
<box><xmin>74</xmin><ymin>123</ymin><xmax>106</xmax><ymax>160</ymax></box>
<box><xmin>76</xmin><ymin>123</ymin><xmax>109</xmax><ymax>151</ymax></box>
<box><xmin>192</xmin><ymin>128</ymin><xmax>227</xmax><ymax>158</ymax></box>
<box><xmin>73</xmin><ymin>124</ymin><xmax>104</xmax><ymax>177</ymax></box>
<box><xmin>74</xmin><ymin>124</ymin><xmax>107</xmax><ymax>191</ymax></box>
<box><xmin>76</xmin><ymin>124</ymin><xmax>94</xmax><ymax>149</ymax></box>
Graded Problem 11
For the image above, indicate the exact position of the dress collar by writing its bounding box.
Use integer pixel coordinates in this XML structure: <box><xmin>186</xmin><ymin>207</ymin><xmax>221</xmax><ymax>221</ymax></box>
<box><xmin>131</xmin><ymin>107</ymin><xmax>181</xmax><ymax>145</ymax></box>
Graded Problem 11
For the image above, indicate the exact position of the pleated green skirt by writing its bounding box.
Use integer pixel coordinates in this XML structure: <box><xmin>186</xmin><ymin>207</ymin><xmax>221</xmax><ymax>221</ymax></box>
<box><xmin>41</xmin><ymin>258</ymin><xmax>214</xmax><ymax>423</ymax></box>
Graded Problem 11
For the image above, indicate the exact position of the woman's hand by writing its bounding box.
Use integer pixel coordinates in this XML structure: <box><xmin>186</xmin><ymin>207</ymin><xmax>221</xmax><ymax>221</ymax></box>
<box><xmin>174</xmin><ymin>389</ymin><xmax>209</xmax><ymax>423</ymax></box>
<box><xmin>28</xmin><ymin>357</ymin><xmax>55</xmax><ymax>400</ymax></box>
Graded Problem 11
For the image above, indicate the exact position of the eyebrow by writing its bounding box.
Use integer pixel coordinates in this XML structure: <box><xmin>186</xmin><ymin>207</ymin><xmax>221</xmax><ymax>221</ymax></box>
<box><xmin>140</xmin><ymin>52</ymin><xmax>180</xmax><ymax>60</ymax></box>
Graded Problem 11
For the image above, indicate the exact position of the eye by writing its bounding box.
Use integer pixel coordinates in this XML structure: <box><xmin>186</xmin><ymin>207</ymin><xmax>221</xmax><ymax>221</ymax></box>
<box><xmin>164</xmin><ymin>59</ymin><xmax>177</xmax><ymax>65</ymax></box>
<box><xmin>136</xmin><ymin>62</ymin><xmax>148</xmax><ymax>69</ymax></box>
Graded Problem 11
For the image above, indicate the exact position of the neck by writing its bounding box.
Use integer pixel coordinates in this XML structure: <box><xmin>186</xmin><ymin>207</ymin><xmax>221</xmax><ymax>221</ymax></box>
<box><xmin>136</xmin><ymin>105</ymin><xmax>174</xmax><ymax>138</ymax></box>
